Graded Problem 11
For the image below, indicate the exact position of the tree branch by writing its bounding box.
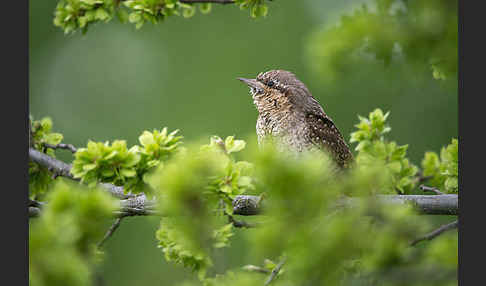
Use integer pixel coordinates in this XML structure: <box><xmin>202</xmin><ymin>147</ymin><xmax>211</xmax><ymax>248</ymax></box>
<box><xmin>420</xmin><ymin>185</ymin><xmax>445</xmax><ymax>195</ymax></box>
<box><xmin>29</xmin><ymin>207</ymin><xmax>41</xmax><ymax>218</ymax></box>
<box><xmin>265</xmin><ymin>257</ymin><xmax>286</xmax><ymax>285</ymax></box>
<box><xmin>43</xmin><ymin>142</ymin><xmax>77</xmax><ymax>153</ymax></box>
<box><xmin>410</xmin><ymin>220</ymin><xmax>458</xmax><ymax>246</ymax></box>
<box><xmin>97</xmin><ymin>217</ymin><xmax>123</xmax><ymax>248</ymax></box>
<box><xmin>29</xmin><ymin>147</ymin><xmax>459</xmax><ymax>219</ymax></box>
<box><xmin>233</xmin><ymin>194</ymin><xmax>458</xmax><ymax>216</ymax></box>
<box><xmin>29</xmin><ymin>148</ymin><xmax>132</xmax><ymax>199</ymax></box>
<box><xmin>243</xmin><ymin>265</ymin><xmax>271</xmax><ymax>274</ymax></box>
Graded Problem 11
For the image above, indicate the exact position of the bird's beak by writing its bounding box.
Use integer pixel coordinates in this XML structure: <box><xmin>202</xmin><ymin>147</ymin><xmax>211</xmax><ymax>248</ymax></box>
<box><xmin>237</xmin><ymin>77</ymin><xmax>260</xmax><ymax>89</ymax></box>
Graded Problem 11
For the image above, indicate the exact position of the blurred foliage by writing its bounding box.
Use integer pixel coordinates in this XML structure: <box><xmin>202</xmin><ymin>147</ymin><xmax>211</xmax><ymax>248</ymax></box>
<box><xmin>307</xmin><ymin>0</ymin><xmax>457</xmax><ymax>82</ymax></box>
<box><xmin>29</xmin><ymin>181</ymin><xmax>118</xmax><ymax>286</ymax></box>
<box><xmin>54</xmin><ymin>0</ymin><xmax>273</xmax><ymax>33</ymax></box>
<box><xmin>29</xmin><ymin>111</ymin><xmax>458</xmax><ymax>285</ymax></box>
<box><xmin>147</xmin><ymin>135</ymin><xmax>254</xmax><ymax>280</ymax></box>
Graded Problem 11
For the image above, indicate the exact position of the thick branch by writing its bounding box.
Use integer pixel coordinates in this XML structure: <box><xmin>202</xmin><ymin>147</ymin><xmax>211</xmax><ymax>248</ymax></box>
<box><xmin>233</xmin><ymin>194</ymin><xmax>458</xmax><ymax>216</ymax></box>
<box><xmin>29</xmin><ymin>148</ymin><xmax>73</xmax><ymax>179</ymax></box>
<box><xmin>29</xmin><ymin>147</ymin><xmax>458</xmax><ymax>218</ymax></box>
<box><xmin>29</xmin><ymin>147</ymin><xmax>156</xmax><ymax>217</ymax></box>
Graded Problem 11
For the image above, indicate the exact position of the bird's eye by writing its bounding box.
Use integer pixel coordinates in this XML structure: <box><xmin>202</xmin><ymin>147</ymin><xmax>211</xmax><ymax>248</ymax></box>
<box><xmin>267</xmin><ymin>80</ymin><xmax>275</xmax><ymax>87</ymax></box>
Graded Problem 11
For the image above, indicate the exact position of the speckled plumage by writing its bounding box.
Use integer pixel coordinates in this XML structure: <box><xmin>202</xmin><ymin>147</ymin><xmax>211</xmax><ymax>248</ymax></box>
<box><xmin>238</xmin><ymin>69</ymin><xmax>353</xmax><ymax>168</ymax></box>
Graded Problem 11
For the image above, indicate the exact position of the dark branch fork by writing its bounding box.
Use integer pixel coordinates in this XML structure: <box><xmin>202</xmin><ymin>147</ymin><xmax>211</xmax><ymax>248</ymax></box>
<box><xmin>43</xmin><ymin>142</ymin><xmax>77</xmax><ymax>153</ymax></box>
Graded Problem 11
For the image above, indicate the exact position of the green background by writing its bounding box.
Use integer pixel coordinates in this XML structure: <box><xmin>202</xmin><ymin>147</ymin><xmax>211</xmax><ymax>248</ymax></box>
<box><xmin>29</xmin><ymin>1</ymin><xmax>457</xmax><ymax>285</ymax></box>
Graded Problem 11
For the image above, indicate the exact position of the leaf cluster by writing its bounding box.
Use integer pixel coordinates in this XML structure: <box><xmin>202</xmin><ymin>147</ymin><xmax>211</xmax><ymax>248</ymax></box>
<box><xmin>29</xmin><ymin>117</ymin><xmax>65</xmax><ymax>198</ymax></box>
<box><xmin>350</xmin><ymin>108</ymin><xmax>418</xmax><ymax>194</ymax></box>
<box><xmin>53</xmin><ymin>0</ymin><xmax>272</xmax><ymax>34</ymax></box>
<box><xmin>54</xmin><ymin>0</ymin><xmax>116</xmax><ymax>34</ymax></box>
<box><xmin>71</xmin><ymin>127</ymin><xmax>182</xmax><ymax>193</ymax></box>
<box><xmin>421</xmin><ymin>138</ymin><xmax>458</xmax><ymax>193</ymax></box>
<box><xmin>234</xmin><ymin>0</ymin><xmax>269</xmax><ymax>18</ymax></box>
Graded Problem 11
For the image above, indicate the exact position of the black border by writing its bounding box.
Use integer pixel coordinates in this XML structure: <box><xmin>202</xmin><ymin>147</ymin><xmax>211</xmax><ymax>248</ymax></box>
<box><xmin>4</xmin><ymin>0</ymin><xmax>28</xmax><ymax>284</ymax></box>
<box><xmin>459</xmin><ymin>1</ymin><xmax>484</xmax><ymax>286</ymax></box>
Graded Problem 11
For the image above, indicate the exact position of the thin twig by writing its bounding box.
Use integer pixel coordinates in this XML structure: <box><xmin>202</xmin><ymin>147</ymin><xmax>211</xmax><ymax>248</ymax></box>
<box><xmin>265</xmin><ymin>257</ymin><xmax>286</xmax><ymax>285</ymax></box>
<box><xmin>420</xmin><ymin>185</ymin><xmax>445</xmax><ymax>195</ymax></box>
<box><xmin>226</xmin><ymin>212</ymin><xmax>258</xmax><ymax>228</ymax></box>
<box><xmin>410</xmin><ymin>220</ymin><xmax>458</xmax><ymax>246</ymax></box>
<box><xmin>97</xmin><ymin>217</ymin><xmax>124</xmax><ymax>248</ymax></box>
<box><xmin>243</xmin><ymin>265</ymin><xmax>271</xmax><ymax>274</ymax></box>
<box><xmin>28</xmin><ymin>199</ymin><xmax>44</xmax><ymax>208</ymax></box>
<box><xmin>415</xmin><ymin>171</ymin><xmax>433</xmax><ymax>184</ymax></box>
<box><xmin>43</xmin><ymin>143</ymin><xmax>77</xmax><ymax>153</ymax></box>
<box><xmin>221</xmin><ymin>198</ymin><xmax>258</xmax><ymax>228</ymax></box>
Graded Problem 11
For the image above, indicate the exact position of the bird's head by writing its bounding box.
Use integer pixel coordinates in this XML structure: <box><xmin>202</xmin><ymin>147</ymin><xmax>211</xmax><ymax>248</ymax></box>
<box><xmin>238</xmin><ymin>69</ymin><xmax>322</xmax><ymax>115</ymax></box>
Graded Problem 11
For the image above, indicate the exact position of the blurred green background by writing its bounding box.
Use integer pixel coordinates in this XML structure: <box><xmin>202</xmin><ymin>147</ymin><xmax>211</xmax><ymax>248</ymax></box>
<box><xmin>29</xmin><ymin>0</ymin><xmax>457</xmax><ymax>285</ymax></box>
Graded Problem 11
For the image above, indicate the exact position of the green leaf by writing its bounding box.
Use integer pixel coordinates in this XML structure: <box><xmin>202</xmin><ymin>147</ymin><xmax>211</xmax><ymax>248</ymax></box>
<box><xmin>182</xmin><ymin>6</ymin><xmax>196</xmax><ymax>18</ymax></box>
<box><xmin>120</xmin><ymin>168</ymin><xmax>137</xmax><ymax>177</ymax></box>
<box><xmin>199</xmin><ymin>3</ymin><xmax>212</xmax><ymax>14</ymax></box>
<box><xmin>386</xmin><ymin>161</ymin><xmax>401</xmax><ymax>173</ymax></box>
<box><xmin>128</xmin><ymin>12</ymin><xmax>142</xmax><ymax>23</ymax></box>
<box><xmin>95</xmin><ymin>8</ymin><xmax>110</xmax><ymax>21</ymax></box>
<box><xmin>139</xmin><ymin>131</ymin><xmax>155</xmax><ymax>146</ymax></box>
<box><xmin>83</xmin><ymin>164</ymin><xmax>97</xmax><ymax>171</ymax></box>
<box><xmin>46</xmin><ymin>133</ymin><xmax>64</xmax><ymax>145</ymax></box>
<box><xmin>101</xmin><ymin>169</ymin><xmax>115</xmax><ymax>177</ymax></box>
<box><xmin>117</xmin><ymin>9</ymin><xmax>129</xmax><ymax>24</ymax></box>
<box><xmin>391</xmin><ymin>145</ymin><xmax>408</xmax><ymax>160</ymax></box>
<box><xmin>225</xmin><ymin>136</ymin><xmax>246</xmax><ymax>153</ymax></box>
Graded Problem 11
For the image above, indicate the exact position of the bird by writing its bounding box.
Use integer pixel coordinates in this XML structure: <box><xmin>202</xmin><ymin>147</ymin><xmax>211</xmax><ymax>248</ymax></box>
<box><xmin>238</xmin><ymin>69</ymin><xmax>353</xmax><ymax>169</ymax></box>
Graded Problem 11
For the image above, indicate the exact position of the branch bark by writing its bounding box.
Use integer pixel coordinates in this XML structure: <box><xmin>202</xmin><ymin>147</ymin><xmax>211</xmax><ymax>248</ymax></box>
<box><xmin>42</xmin><ymin>142</ymin><xmax>77</xmax><ymax>153</ymax></box>
<box><xmin>265</xmin><ymin>257</ymin><xmax>286</xmax><ymax>285</ymax></box>
<box><xmin>233</xmin><ymin>194</ymin><xmax>458</xmax><ymax>216</ymax></box>
<box><xmin>97</xmin><ymin>217</ymin><xmax>123</xmax><ymax>248</ymax></box>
